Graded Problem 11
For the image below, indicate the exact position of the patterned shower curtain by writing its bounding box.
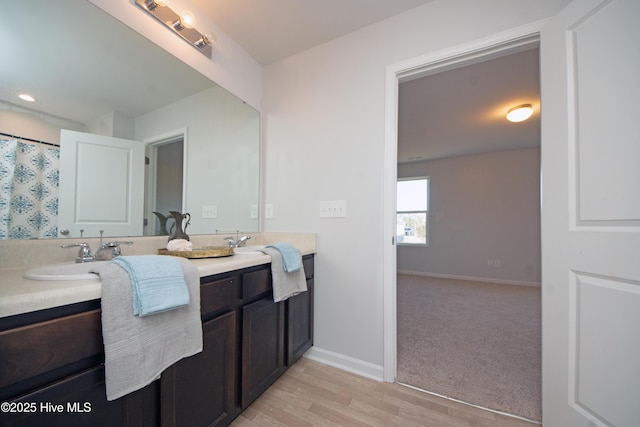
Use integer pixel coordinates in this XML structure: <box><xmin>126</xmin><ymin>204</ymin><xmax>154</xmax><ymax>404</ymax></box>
<box><xmin>0</xmin><ymin>137</ymin><xmax>60</xmax><ymax>239</ymax></box>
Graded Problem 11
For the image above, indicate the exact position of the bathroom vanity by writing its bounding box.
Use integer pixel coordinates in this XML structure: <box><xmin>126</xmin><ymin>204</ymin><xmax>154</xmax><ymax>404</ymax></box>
<box><xmin>0</xmin><ymin>251</ymin><xmax>314</xmax><ymax>426</ymax></box>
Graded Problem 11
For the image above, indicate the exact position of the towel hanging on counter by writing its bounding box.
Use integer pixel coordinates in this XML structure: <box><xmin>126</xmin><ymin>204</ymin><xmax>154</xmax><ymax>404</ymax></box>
<box><xmin>265</xmin><ymin>242</ymin><xmax>302</xmax><ymax>272</ymax></box>
<box><xmin>92</xmin><ymin>256</ymin><xmax>202</xmax><ymax>401</ymax></box>
<box><xmin>260</xmin><ymin>245</ymin><xmax>307</xmax><ymax>302</ymax></box>
<box><xmin>112</xmin><ymin>255</ymin><xmax>190</xmax><ymax>317</ymax></box>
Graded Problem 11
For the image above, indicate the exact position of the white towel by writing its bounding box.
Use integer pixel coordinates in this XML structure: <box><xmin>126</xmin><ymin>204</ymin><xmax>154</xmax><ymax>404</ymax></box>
<box><xmin>260</xmin><ymin>247</ymin><xmax>307</xmax><ymax>302</ymax></box>
<box><xmin>93</xmin><ymin>256</ymin><xmax>203</xmax><ymax>401</ymax></box>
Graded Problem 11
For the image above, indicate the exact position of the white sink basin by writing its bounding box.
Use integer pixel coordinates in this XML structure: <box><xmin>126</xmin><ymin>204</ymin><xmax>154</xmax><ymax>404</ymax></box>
<box><xmin>234</xmin><ymin>245</ymin><xmax>266</xmax><ymax>255</ymax></box>
<box><xmin>23</xmin><ymin>261</ymin><xmax>108</xmax><ymax>281</ymax></box>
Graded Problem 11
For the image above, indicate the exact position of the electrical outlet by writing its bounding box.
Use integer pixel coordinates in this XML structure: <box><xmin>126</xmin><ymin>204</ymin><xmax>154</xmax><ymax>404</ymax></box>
<box><xmin>250</xmin><ymin>204</ymin><xmax>258</xmax><ymax>219</ymax></box>
<box><xmin>202</xmin><ymin>205</ymin><xmax>217</xmax><ymax>218</ymax></box>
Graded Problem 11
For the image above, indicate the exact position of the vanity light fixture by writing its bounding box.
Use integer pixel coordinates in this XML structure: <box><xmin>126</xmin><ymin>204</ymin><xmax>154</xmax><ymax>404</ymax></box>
<box><xmin>135</xmin><ymin>0</ymin><xmax>214</xmax><ymax>58</ymax></box>
<box><xmin>506</xmin><ymin>104</ymin><xmax>534</xmax><ymax>122</ymax></box>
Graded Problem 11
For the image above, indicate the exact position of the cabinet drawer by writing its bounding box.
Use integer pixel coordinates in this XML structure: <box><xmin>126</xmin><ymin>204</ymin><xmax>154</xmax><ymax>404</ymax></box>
<box><xmin>0</xmin><ymin>309</ymin><xmax>102</xmax><ymax>388</ymax></box>
<box><xmin>200</xmin><ymin>277</ymin><xmax>237</xmax><ymax>315</ymax></box>
<box><xmin>242</xmin><ymin>268</ymin><xmax>271</xmax><ymax>299</ymax></box>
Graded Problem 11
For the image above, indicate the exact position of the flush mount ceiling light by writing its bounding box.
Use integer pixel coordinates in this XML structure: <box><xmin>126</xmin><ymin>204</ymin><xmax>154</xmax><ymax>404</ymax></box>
<box><xmin>506</xmin><ymin>104</ymin><xmax>534</xmax><ymax>122</ymax></box>
<box><xmin>18</xmin><ymin>93</ymin><xmax>36</xmax><ymax>102</ymax></box>
<box><xmin>135</xmin><ymin>0</ymin><xmax>214</xmax><ymax>58</ymax></box>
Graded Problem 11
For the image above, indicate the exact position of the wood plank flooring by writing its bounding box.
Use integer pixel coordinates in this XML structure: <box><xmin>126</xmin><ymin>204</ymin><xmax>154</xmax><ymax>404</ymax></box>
<box><xmin>231</xmin><ymin>357</ymin><xmax>540</xmax><ymax>427</ymax></box>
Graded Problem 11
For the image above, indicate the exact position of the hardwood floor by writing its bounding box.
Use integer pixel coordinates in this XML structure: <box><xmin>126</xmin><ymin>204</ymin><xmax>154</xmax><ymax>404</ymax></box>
<box><xmin>231</xmin><ymin>357</ymin><xmax>540</xmax><ymax>427</ymax></box>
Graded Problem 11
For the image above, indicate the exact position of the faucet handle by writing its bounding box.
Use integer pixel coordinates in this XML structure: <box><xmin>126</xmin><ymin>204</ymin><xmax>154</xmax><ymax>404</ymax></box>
<box><xmin>61</xmin><ymin>243</ymin><xmax>93</xmax><ymax>263</ymax></box>
<box><xmin>95</xmin><ymin>241</ymin><xmax>133</xmax><ymax>260</ymax></box>
<box><xmin>111</xmin><ymin>241</ymin><xmax>133</xmax><ymax>257</ymax></box>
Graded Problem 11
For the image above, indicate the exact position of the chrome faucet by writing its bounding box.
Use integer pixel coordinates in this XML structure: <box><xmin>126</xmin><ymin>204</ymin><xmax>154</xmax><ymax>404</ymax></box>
<box><xmin>224</xmin><ymin>235</ymin><xmax>251</xmax><ymax>248</ymax></box>
<box><xmin>61</xmin><ymin>242</ymin><xmax>94</xmax><ymax>263</ymax></box>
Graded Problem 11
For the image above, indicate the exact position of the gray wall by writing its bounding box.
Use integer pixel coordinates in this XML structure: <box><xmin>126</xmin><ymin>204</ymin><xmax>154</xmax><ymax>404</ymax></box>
<box><xmin>397</xmin><ymin>148</ymin><xmax>541</xmax><ymax>285</ymax></box>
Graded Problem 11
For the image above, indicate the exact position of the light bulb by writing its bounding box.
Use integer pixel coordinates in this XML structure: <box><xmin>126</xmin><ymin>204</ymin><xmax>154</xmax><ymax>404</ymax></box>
<box><xmin>506</xmin><ymin>104</ymin><xmax>533</xmax><ymax>122</ymax></box>
<box><xmin>196</xmin><ymin>32</ymin><xmax>216</xmax><ymax>47</ymax></box>
<box><xmin>179</xmin><ymin>10</ymin><xmax>196</xmax><ymax>29</ymax></box>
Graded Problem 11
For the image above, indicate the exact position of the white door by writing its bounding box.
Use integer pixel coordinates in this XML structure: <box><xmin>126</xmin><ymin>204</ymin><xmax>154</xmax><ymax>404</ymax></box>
<box><xmin>541</xmin><ymin>0</ymin><xmax>640</xmax><ymax>426</ymax></box>
<box><xmin>58</xmin><ymin>130</ymin><xmax>145</xmax><ymax>238</ymax></box>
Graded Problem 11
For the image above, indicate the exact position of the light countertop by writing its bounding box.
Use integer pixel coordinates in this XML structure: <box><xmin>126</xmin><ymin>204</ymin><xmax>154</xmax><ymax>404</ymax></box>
<box><xmin>0</xmin><ymin>233</ymin><xmax>315</xmax><ymax>319</ymax></box>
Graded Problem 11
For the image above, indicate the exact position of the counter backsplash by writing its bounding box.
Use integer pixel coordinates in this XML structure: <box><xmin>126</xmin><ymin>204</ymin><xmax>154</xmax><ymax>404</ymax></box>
<box><xmin>0</xmin><ymin>232</ymin><xmax>317</xmax><ymax>269</ymax></box>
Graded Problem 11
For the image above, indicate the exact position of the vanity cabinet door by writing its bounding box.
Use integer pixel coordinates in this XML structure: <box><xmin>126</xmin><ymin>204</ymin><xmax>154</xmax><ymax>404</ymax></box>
<box><xmin>286</xmin><ymin>256</ymin><xmax>315</xmax><ymax>365</ymax></box>
<box><xmin>161</xmin><ymin>310</ymin><xmax>236</xmax><ymax>427</ymax></box>
<box><xmin>286</xmin><ymin>277</ymin><xmax>314</xmax><ymax>366</ymax></box>
<box><xmin>241</xmin><ymin>298</ymin><xmax>285</xmax><ymax>409</ymax></box>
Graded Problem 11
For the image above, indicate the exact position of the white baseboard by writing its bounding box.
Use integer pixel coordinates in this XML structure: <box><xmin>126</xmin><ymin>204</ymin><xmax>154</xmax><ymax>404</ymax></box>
<box><xmin>397</xmin><ymin>270</ymin><xmax>541</xmax><ymax>288</ymax></box>
<box><xmin>304</xmin><ymin>347</ymin><xmax>384</xmax><ymax>382</ymax></box>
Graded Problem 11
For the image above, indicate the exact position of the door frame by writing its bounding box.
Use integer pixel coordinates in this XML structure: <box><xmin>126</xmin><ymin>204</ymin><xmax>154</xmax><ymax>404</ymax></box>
<box><xmin>382</xmin><ymin>20</ymin><xmax>547</xmax><ymax>382</ymax></box>
<box><xmin>143</xmin><ymin>127</ymin><xmax>188</xmax><ymax>236</ymax></box>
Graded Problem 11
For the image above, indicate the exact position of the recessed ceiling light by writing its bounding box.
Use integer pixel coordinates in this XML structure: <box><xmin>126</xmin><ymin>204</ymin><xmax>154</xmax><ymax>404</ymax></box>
<box><xmin>506</xmin><ymin>104</ymin><xmax>533</xmax><ymax>122</ymax></box>
<box><xmin>18</xmin><ymin>93</ymin><xmax>36</xmax><ymax>102</ymax></box>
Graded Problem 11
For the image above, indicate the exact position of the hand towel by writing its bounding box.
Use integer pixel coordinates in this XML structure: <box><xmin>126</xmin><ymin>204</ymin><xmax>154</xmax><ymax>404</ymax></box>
<box><xmin>112</xmin><ymin>255</ymin><xmax>189</xmax><ymax>317</ymax></box>
<box><xmin>92</xmin><ymin>256</ymin><xmax>203</xmax><ymax>401</ymax></box>
<box><xmin>265</xmin><ymin>243</ymin><xmax>302</xmax><ymax>272</ymax></box>
<box><xmin>260</xmin><ymin>246</ymin><xmax>307</xmax><ymax>302</ymax></box>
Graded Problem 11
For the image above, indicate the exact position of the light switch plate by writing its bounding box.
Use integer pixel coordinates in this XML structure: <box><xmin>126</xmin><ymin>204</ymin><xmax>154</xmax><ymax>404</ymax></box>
<box><xmin>265</xmin><ymin>204</ymin><xmax>273</xmax><ymax>219</ymax></box>
<box><xmin>320</xmin><ymin>200</ymin><xmax>347</xmax><ymax>218</ymax></box>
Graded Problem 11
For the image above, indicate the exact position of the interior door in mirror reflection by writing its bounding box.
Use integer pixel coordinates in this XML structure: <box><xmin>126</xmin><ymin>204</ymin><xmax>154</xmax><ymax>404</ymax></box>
<box><xmin>58</xmin><ymin>130</ymin><xmax>145</xmax><ymax>238</ymax></box>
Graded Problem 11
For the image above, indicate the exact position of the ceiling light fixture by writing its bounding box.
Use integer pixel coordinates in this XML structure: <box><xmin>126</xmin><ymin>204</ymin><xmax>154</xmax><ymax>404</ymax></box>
<box><xmin>506</xmin><ymin>104</ymin><xmax>533</xmax><ymax>122</ymax></box>
<box><xmin>18</xmin><ymin>93</ymin><xmax>35</xmax><ymax>102</ymax></box>
<box><xmin>135</xmin><ymin>0</ymin><xmax>215</xmax><ymax>58</ymax></box>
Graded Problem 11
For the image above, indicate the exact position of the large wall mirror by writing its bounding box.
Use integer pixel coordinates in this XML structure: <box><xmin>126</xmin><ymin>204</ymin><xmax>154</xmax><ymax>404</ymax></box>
<box><xmin>0</xmin><ymin>0</ymin><xmax>260</xmax><ymax>240</ymax></box>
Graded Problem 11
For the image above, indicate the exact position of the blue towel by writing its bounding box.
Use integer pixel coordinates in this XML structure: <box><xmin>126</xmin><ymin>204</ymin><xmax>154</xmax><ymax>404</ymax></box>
<box><xmin>112</xmin><ymin>255</ymin><xmax>190</xmax><ymax>317</ymax></box>
<box><xmin>265</xmin><ymin>243</ymin><xmax>302</xmax><ymax>272</ymax></box>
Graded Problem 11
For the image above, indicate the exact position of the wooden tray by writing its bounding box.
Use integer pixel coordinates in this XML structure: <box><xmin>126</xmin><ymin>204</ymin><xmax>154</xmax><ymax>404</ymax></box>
<box><xmin>158</xmin><ymin>246</ymin><xmax>234</xmax><ymax>258</ymax></box>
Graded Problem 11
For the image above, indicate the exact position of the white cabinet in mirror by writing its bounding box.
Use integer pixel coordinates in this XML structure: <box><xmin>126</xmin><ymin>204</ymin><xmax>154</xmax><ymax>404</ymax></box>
<box><xmin>0</xmin><ymin>0</ymin><xmax>260</xmax><ymax>240</ymax></box>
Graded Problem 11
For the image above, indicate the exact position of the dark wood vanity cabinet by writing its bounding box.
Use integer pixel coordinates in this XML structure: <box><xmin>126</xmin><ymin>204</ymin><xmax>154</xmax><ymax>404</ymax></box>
<box><xmin>286</xmin><ymin>256</ymin><xmax>315</xmax><ymax>366</ymax></box>
<box><xmin>161</xmin><ymin>275</ymin><xmax>239</xmax><ymax>427</ymax></box>
<box><xmin>241</xmin><ymin>297</ymin><xmax>285</xmax><ymax>408</ymax></box>
<box><xmin>0</xmin><ymin>255</ymin><xmax>314</xmax><ymax>427</ymax></box>
<box><xmin>0</xmin><ymin>301</ymin><xmax>159</xmax><ymax>427</ymax></box>
<box><xmin>161</xmin><ymin>311</ymin><xmax>237</xmax><ymax>427</ymax></box>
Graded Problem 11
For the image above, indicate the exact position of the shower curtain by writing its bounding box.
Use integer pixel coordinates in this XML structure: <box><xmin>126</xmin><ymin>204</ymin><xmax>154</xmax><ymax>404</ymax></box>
<box><xmin>0</xmin><ymin>137</ymin><xmax>60</xmax><ymax>239</ymax></box>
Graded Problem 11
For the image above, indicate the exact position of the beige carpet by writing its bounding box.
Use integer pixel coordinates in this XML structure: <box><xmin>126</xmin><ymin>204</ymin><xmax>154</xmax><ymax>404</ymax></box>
<box><xmin>396</xmin><ymin>274</ymin><xmax>541</xmax><ymax>421</ymax></box>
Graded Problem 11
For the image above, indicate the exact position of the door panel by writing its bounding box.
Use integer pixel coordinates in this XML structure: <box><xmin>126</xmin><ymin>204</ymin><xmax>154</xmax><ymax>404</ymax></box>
<box><xmin>541</xmin><ymin>0</ymin><xmax>640</xmax><ymax>425</ymax></box>
<box><xmin>59</xmin><ymin>130</ymin><xmax>144</xmax><ymax>238</ymax></box>
<box><xmin>569</xmin><ymin>0</ymin><xmax>640</xmax><ymax>224</ymax></box>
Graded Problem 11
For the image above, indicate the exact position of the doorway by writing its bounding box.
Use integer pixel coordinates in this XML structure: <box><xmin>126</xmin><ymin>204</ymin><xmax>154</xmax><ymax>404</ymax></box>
<box><xmin>396</xmin><ymin>49</ymin><xmax>541</xmax><ymax>420</ymax></box>
<box><xmin>382</xmin><ymin>21</ymin><xmax>545</xmax><ymax>412</ymax></box>
<box><xmin>144</xmin><ymin>130</ymin><xmax>187</xmax><ymax>236</ymax></box>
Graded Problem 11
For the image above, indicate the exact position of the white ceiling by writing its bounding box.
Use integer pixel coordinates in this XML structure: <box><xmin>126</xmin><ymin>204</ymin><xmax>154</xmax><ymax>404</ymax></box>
<box><xmin>399</xmin><ymin>48</ymin><xmax>541</xmax><ymax>162</ymax></box>
<box><xmin>2</xmin><ymin>0</ymin><xmax>539</xmax><ymax>161</ymax></box>
<box><xmin>186</xmin><ymin>0</ymin><xmax>436</xmax><ymax>65</ymax></box>
<box><xmin>185</xmin><ymin>0</ymin><xmax>540</xmax><ymax>162</ymax></box>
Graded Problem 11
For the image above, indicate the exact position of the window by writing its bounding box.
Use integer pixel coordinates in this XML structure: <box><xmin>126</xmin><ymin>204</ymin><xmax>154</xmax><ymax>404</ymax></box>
<box><xmin>397</xmin><ymin>177</ymin><xmax>429</xmax><ymax>245</ymax></box>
